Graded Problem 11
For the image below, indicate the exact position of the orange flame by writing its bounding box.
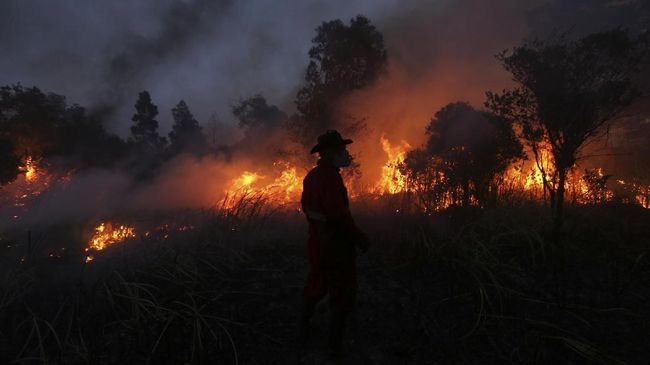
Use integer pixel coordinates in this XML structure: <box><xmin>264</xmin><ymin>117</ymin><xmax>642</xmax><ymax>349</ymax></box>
<box><xmin>84</xmin><ymin>222</ymin><xmax>136</xmax><ymax>262</ymax></box>
<box><xmin>222</xmin><ymin>161</ymin><xmax>303</xmax><ymax>208</ymax></box>
<box><xmin>22</xmin><ymin>156</ymin><xmax>38</xmax><ymax>182</ymax></box>
<box><xmin>374</xmin><ymin>134</ymin><xmax>410</xmax><ymax>194</ymax></box>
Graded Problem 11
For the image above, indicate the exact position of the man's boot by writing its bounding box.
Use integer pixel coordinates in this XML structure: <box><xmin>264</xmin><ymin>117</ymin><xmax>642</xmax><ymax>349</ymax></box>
<box><xmin>298</xmin><ymin>296</ymin><xmax>320</xmax><ymax>344</ymax></box>
<box><xmin>328</xmin><ymin>311</ymin><xmax>348</xmax><ymax>355</ymax></box>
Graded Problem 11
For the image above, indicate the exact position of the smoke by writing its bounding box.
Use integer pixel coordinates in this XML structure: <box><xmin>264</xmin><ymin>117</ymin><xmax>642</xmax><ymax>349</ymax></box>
<box><xmin>95</xmin><ymin>0</ymin><xmax>233</xmax><ymax>118</ymax></box>
<box><xmin>339</xmin><ymin>0</ymin><xmax>535</xmax><ymax>184</ymax></box>
<box><xmin>0</xmin><ymin>0</ymin><xmax>401</xmax><ymax>135</ymax></box>
<box><xmin>0</xmin><ymin>0</ymin><xmax>647</xmax><ymax>228</ymax></box>
<box><xmin>337</xmin><ymin>0</ymin><xmax>649</xmax><ymax>185</ymax></box>
<box><xmin>0</xmin><ymin>154</ymin><xmax>254</xmax><ymax>229</ymax></box>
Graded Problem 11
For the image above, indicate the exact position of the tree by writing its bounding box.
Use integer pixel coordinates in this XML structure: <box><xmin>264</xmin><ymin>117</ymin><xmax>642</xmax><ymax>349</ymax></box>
<box><xmin>582</xmin><ymin>168</ymin><xmax>612</xmax><ymax>204</ymax></box>
<box><xmin>403</xmin><ymin>102</ymin><xmax>523</xmax><ymax>209</ymax></box>
<box><xmin>291</xmin><ymin>15</ymin><xmax>387</xmax><ymax>147</ymax></box>
<box><xmin>233</xmin><ymin>95</ymin><xmax>286</xmax><ymax>131</ymax></box>
<box><xmin>0</xmin><ymin>84</ymin><xmax>67</xmax><ymax>158</ymax></box>
<box><xmin>231</xmin><ymin>95</ymin><xmax>289</xmax><ymax>157</ymax></box>
<box><xmin>55</xmin><ymin>105</ymin><xmax>126</xmax><ymax>167</ymax></box>
<box><xmin>168</xmin><ymin>100</ymin><xmax>206</xmax><ymax>156</ymax></box>
<box><xmin>486</xmin><ymin>29</ymin><xmax>648</xmax><ymax>230</ymax></box>
<box><xmin>0</xmin><ymin>136</ymin><xmax>20</xmax><ymax>186</ymax></box>
<box><xmin>131</xmin><ymin>91</ymin><xmax>166</xmax><ymax>152</ymax></box>
<box><xmin>0</xmin><ymin>84</ymin><xmax>126</xmax><ymax>171</ymax></box>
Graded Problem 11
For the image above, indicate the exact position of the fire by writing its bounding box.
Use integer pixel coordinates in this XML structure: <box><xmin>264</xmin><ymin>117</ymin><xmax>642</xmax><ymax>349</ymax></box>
<box><xmin>85</xmin><ymin>222</ymin><xmax>136</xmax><ymax>254</ymax></box>
<box><xmin>271</xmin><ymin>161</ymin><xmax>301</xmax><ymax>202</ymax></box>
<box><xmin>0</xmin><ymin>156</ymin><xmax>62</xmax><ymax>215</ymax></box>
<box><xmin>374</xmin><ymin>134</ymin><xmax>410</xmax><ymax>194</ymax></box>
<box><xmin>616</xmin><ymin>179</ymin><xmax>650</xmax><ymax>209</ymax></box>
<box><xmin>222</xmin><ymin>161</ymin><xmax>303</xmax><ymax>207</ymax></box>
<box><xmin>230</xmin><ymin>171</ymin><xmax>264</xmax><ymax>195</ymax></box>
<box><xmin>22</xmin><ymin>156</ymin><xmax>38</xmax><ymax>182</ymax></box>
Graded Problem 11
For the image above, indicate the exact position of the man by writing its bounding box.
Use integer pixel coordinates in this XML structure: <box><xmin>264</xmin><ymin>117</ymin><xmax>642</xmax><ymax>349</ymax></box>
<box><xmin>300</xmin><ymin>130</ymin><xmax>370</xmax><ymax>354</ymax></box>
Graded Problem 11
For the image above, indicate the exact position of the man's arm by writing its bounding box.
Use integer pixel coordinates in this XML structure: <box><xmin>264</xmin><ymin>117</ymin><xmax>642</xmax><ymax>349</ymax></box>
<box><xmin>320</xmin><ymin>171</ymin><xmax>370</xmax><ymax>251</ymax></box>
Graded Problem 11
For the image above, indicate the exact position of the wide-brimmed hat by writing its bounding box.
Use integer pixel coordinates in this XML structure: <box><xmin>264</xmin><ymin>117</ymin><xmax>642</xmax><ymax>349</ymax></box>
<box><xmin>310</xmin><ymin>130</ymin><xmax>353</xmax><ymax>154</ymax></box>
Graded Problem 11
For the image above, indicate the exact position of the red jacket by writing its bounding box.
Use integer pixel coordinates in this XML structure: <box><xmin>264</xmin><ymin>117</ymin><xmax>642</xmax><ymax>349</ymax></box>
<box><xmin>301</xmin><ymin>159</ymin><xmax>368</xmax><ymax>251</ymax></box>
<box><xmin>301</xmin><ymin>159</ymin><xmax>368</xmax><ymax>309</ymax></box>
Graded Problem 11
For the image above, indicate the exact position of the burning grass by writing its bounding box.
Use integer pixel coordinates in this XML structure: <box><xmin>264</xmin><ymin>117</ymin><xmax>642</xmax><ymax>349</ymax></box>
<box><xmin>83</xmin><ymin>222</ymin><xmax>136</xmax><ymax>263</ymax></box>
<box><xmin>222</xmin><ymin>161</ymin><xmax>302</xmax><ymax>209</ymax></box>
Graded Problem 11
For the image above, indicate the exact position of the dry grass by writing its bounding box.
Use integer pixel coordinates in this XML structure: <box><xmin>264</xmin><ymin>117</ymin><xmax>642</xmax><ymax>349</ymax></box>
<box><xmin>0</xmin><ymin>197</ymin><xmax>649</xmax><ymax>364</ymax></box>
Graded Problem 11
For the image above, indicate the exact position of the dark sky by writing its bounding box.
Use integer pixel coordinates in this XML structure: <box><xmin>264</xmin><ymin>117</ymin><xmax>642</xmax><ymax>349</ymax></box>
<box><xmin>0</xmin><ymin>0</ymin><xmax>646</xmax><ymax>136</ymax></box>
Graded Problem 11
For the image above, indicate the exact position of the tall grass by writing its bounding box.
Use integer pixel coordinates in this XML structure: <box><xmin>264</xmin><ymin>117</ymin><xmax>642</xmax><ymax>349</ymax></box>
<box><xmin>0</xmin><ymin>196</ymin><xmax>648</xmax><ymax>363</ymax></box>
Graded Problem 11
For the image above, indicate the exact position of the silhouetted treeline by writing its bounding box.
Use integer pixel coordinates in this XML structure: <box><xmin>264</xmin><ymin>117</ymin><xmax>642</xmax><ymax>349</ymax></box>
<box><xmin>0</xmin><ymin>15</ymin><xmax>389</xmax><ymax>186</ymax></box>
<box><xmin>1</xmin><ymin>17</ymin><xmax>648</xmax><ymax>232</ymax></box>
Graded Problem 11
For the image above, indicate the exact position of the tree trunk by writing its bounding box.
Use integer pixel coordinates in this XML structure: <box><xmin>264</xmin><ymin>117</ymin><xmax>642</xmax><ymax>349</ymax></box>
<box><xmin>554</xmin><ymin>168</ymin><xmax>567</xmax><ymax>235</ymax></box>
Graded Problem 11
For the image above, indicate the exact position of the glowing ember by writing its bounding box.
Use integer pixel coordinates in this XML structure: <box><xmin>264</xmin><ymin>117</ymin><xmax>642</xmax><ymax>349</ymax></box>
<box><xmin>374</xmin><ymin>134</ymin><xmax>410</xmax><ymax>194</ymax></box>
<box><xmin>85</xmin><ymin>222</ymin><xmax>136</xmax><ymax>252</ymax></box>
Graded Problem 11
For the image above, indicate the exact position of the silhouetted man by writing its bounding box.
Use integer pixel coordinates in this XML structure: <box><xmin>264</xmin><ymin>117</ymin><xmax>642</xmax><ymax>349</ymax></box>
<box><xmin>300</xmin><ymin>130</ymin><xmax>370</xmax><ymax>354</ymax></box>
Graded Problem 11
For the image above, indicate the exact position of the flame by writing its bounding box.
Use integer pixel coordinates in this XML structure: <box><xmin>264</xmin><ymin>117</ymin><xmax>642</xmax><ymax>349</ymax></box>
<box><xmin>22</xmin><ymin>156</ymin><xmax>38</xmax><ymax>182</ymax></box>
<box><xmin>229</xmin><ymin>171</ymin><xmax>264</xmax><ymax>195</ymax></box>
<box><xmin>374</xmin><ymin>134</ymin><xmax>410</xmax><ymax>194</ymax></box>
<box><xmin>85</xmin><ymin>222</ymin><xmax>136</xmax><ymax>255</ymax></box>
<box><xmin>616</xmin><ymin>179</ymin><xmax>650</xmax><ymax>209</ymax></box>
<box><xmin>222</xmin><ymin>161</ymin><xmax>303</xmax><ymax>207</ymax></box>
<box><xmin>1</xmin><ymin>156</ymin><xmax>63</xmax><ymax>216</ymax></box>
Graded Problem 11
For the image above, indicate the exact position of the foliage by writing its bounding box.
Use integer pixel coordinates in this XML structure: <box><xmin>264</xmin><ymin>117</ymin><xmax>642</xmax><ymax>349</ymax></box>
<box><xmin>130</xmin><ymin>90</ymin><xmax>167</xmax><ymax>153</ymax></box>
<box><xmin>0</xmin><ymin>136</ymin><xmax>21</xmax><ymax>185</ymax></box>
<box><xmin>486</xmin><ymin>28</ymin><xmax>648</xmax><ymax>228</ymax></box>
<box><xmin>168</xmin><ymin>100</ymin><xmax>207</xmax><ymax>156</ymax></box>
<box><xmin>232</xmin><ymin>95</ymin><xmax>286</xmax><ymax>131</ymax></box>
<box><xmin>291</xmin><ymin>15</ymin><xmax>387</xmax><ymax>147</ymax></box>
<box><xmin>402</xmin><ymin>102</ymin><xmax>523</xmax><ymax>209</ymax></box>
<box><xmin>0</xmin><ymin>84</ymin><xmax>67</xmax><ymax>157</ymax></box>
<box><xmin>0</xmin><ymin>84</ymin><xmax>125</xmax><ymax>173</ymax></box>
